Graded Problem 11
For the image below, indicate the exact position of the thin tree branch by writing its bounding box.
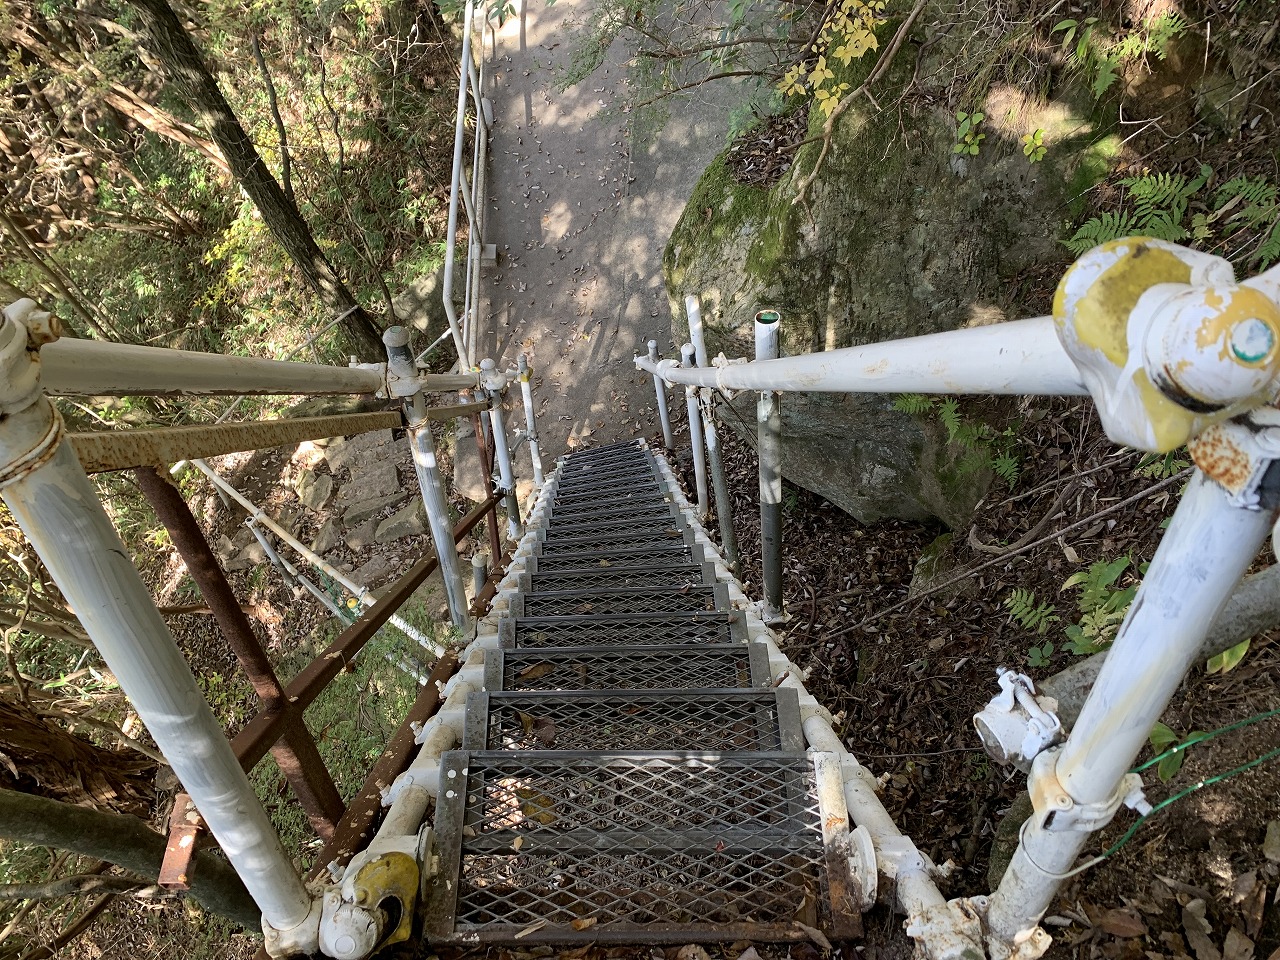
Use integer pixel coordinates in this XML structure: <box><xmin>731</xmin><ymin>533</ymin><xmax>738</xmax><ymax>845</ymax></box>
<box><xmin>0</xmin><ymin>874</ymin><xmax>164</xmax><ymax>903</ymax></box>
<box><xmin>632</xmin><ymin>69</ymin><xmax>774</xmax><ymax>109</ymax></box>
<box><xmin>792</xmin><ymin>0</ymin><xmax>926</xmax><ymax>207</ymax></box>
<box><xmin>250</xmin><ymin>32</ymin><xmax>294</xmax><ymax>204</ymax></box>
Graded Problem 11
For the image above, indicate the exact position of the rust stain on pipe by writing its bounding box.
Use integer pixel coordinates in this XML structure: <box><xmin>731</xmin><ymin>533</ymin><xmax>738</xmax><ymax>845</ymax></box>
<box><xmin>72</xmin><ymin>411</ymin><xmax>403</xmax><ymax>474</ymax></box>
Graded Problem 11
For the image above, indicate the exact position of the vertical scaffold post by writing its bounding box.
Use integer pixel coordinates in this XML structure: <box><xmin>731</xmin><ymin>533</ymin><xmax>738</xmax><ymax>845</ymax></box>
<box><xmin>987</xmin><ymin>469</ymin><xmax>1277</xmax><ymax>948</ymax></box>
<box><xmin>0</xmin><ymin>301</ymin><xmax>316</xmax><ymax>946</ymax></box>
<box><xmin>755</xmin><ymin>309</ymin><xmax>784</xmax><ymax>623</ymax></box>
<box><xmin>648</xmin><ymin>340</ymin><xmax>674</xmax><ymax>450</ymax></box>
<box><xmin>681</xmin><ymin>342</ymin><xmax>709</xmax><ymax>520</ymax></box>
<box><xmin>685</xmin><ymin>295</ymin><xmax>738</xmax><ymax>569</ymax></box>
<box><xmin>384</xmin><ymin>327</ymin><xmax>469</xmax><ymax>630</ymax></box>
<box><xmin>471</xmin><ymin>551</ymin><xmax>489</xmax><ymax>600</ymax></box>
<box><xmin>480</xmin><ymin>358</ymin><xmax>522</xmax><ymax>542</ymax></box>
<box><xmin>517</xmin><ymin>354</ymin><xmax>544</xmax><ymax>488</ymax></box>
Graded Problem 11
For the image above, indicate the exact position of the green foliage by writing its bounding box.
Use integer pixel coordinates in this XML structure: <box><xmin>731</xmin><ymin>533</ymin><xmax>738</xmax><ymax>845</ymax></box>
<box><xmin>1192</xmin><ymin>176</ymin><xmax>1280</xmax><ymax>268</ymax></box>
<box><xmin>1004</xmin><ymin>588</ymin><xmax>1059</xmax><ymax>635</ymax></box>
<box><xmin>1052</xmin><ymin>11</ymin><xmax>1187</xmax><ymax>102</ymax></box>
<box><xmin>952</xmin><ymin>111</ymin><xmax>986</xmax><ymax>156</ymax></box>
<box><xmin>1206</xmin><ymin>638</ymin><xmax>1251</xmax><ymax>675</ymax></box>
<box><xmin>1061</xmin><ymin>556</ymin><xmax>1139</xmax><ymax>655</ymax></box>
<box><xmin>1148</xmin><ymin>721</ymin><xmax>1204</xmax><ymax>782</ymax></box>
<box><xmin>1065</xmin><ymin>165</ymin><xmax>1212</xmax><ymax>253</ymax></box>
<box><xmin>892</xmin><ymin>394</ymin><xmax>1021</xmax><ymax>486</ymax></box>
<box><xmin>1021</xmin><ymin>128</ymin><xmax>1046</xmax><ymax>163</ymax></box>
<box><xmin>1026</xmin><ymin>642</ymin><xmax>1055</xmax><ymax>668</ymax></box>
<box><xmin>1135</xmin><ymin>449</ymin><xmax>1190</xmax><ymax>479</ymax></box>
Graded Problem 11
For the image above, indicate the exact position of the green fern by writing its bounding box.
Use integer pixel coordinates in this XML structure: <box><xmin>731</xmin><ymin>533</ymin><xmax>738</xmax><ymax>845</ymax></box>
<box><xmin>993</xmin><ymin>454</ymin><xmax>1020</xmax><ymax>485</ymax></box>
<box><xmin>1064</xmin><ymin>211</ymin><xmax>1136</xmax><ymax>254</ymax></box>
<box><xmin>1005</xmin><ymin>588</ymin><xmax>1059</xmax><ymax>635</ymax></box>
<box><xmin>892</xmin><ymin>394</ymin><xmax>934</xmax><ymax>415</ymax></box>
<box><xmin>937</xmin><ymin>398</ymin><xmax>962</xmax><ymax>442</ymax></box>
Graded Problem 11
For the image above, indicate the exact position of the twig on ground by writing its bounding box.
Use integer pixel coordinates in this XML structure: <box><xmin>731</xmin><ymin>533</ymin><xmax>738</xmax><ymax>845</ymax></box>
<box><xmin>967</xmin><ymin>480</ymin><xmax>1079</xmax><ymax>556</ymax></box>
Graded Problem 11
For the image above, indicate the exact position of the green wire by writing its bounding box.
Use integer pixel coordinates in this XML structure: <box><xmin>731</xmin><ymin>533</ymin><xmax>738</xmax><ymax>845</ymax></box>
<box><xmin>1133</xmin><ymin>704</ymin><xmax>1280</xmax><ymax>773</ymax></box>
<box><xmin>1100</xmin><ymin>743</ymin><xmax>1280</xmax><ymax>861</ymax></box>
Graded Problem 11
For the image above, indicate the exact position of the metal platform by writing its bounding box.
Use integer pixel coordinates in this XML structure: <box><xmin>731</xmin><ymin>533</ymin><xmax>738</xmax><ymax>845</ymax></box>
<box><xmin>425</xmin><ymin>442</ymin><xmax>862</xmax><ymax>945</ymax></box>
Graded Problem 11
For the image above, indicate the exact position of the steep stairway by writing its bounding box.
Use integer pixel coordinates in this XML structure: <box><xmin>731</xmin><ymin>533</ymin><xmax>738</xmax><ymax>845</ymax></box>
<box><xmin>423</xmin><ymin>439</ymin><xmax>863</xmax><ymax>945</ymax></box>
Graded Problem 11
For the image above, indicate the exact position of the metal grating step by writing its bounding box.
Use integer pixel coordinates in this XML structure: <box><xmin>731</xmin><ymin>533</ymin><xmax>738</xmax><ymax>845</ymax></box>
<box><xmin>463</xmin><ymin>688</ymin><xmax>805</xmax><ymax>753</ymax></box>
<box><xmin>536</xmin><ymin>526</ymin><xmax>693</xmax><ymax>554</ymax></box>
<box><xmin>530</xmin><ymin>542</ymin><xmax>698</xmax><ymax>571</ymax></box>
<box><xmin>561</xmin><ymin>439</ymin><xmax>644</xmax><ymax>460</ymax></box>
<box><xmin>540</xmin><ymin>512</ymin><xmax>682</xmax><ymax>539</ymax></box>
<box><xmin>553</xmin><ymin>481</ymin><xmax>663</xmax><ymax>507</ymax></box>
<box><xmin>488</xmin><ymin>643</ymin><xmax>769</xmax><ymax>691</ymax></box>
<box><xmin>425</xmin><ymin>751</ymin><xmax>861</xmax><ymax>943</ymax></box>
<box><xmin>557</xmin><ymin>458</ymin><xmax>658</xmax><ymax>483</ymax></box>
<box><xmin>524</xmin><ymin>562</ymin><xmax>715</xmax><ymax>594</ymax></box>
<box><xmin>501</xmin><ymin>610</ymin><xmax>746</xmax><ymax>648</ymax></box>
<box><xmin>515</xmin><ymin>583</ymin><xmax>726</xmax><ymax>617</ymax></box>
<box><xmin>548</xmin><ymin>500</ymin><xmax>675</xmax><ymax>525</ymax></box>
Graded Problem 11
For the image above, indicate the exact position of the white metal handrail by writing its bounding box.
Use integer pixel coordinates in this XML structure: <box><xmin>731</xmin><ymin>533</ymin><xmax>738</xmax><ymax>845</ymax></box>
<box><xmin>420</xmin><ymin>0</ymin><xmax>495</xmax><ymax>370</ymax></box>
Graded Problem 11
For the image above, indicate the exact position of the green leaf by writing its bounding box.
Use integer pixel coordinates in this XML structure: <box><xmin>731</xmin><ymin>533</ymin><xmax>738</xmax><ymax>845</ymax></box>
<box><xmin>1206</xmin><ymin>638</ymin><xmax>1251</xmax><ymax>675</ymax></box>
<box><xmin>1149</xmin><ymin>721</ymin><xmax>1178</xmax><ymax>752</ymax></box>
<box><xmin>1157</xmin><ymin>750</ymin><xmax>1185</xmax><ymax>782</ymax></box>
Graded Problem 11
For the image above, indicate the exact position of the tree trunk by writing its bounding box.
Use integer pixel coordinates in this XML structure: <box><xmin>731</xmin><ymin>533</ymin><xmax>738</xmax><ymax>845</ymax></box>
<box><xmin>0</xmin><ymin>698</ymin><xmax>154</xmax><ymax>817</ymax></box>
<box><xmin>124</xmin><ymin>0</ymin><xmax>384</xmax><ymax>358</ymax></box>
<box><xmin>0</xmin><ymin>787</ymin><xmax>260</xmax><ymax>929</ymax></box>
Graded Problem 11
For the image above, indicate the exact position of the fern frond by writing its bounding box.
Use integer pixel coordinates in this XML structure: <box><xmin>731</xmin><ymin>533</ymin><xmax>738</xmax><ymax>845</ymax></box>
<box><xmin>1256</xmin><ymin>218</ymin><xmax>1280</xmax><ymax>269</ymax></box>
<box><xmin>1004</xmin><ymin>589</ymin><xmax>1059</xmax><ymax>634</ymax></box>
<box><xmin>993</xmin><ymin>454</ymin><xmax>1020</xmax><ymax>485</ymax></box>
<box><xmin>892</xmin><ymin>394</ymin><xmax>934</xmax><ymax>415</ymax></box>
<box><xmin>1064</xmin><ymin>211</ymin><xmax>1136</xmax><ymax>254</ymax></box>
<box><xmin>937</xmin><ymin>398</ymin><xmax>962</xmax><ymax>442</ymax></box>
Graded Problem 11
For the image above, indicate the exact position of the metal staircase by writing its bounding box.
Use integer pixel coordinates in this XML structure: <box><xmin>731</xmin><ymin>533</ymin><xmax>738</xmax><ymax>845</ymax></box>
<box><xmin>423</xmin><ymin>439</ymin><xmax>863</xmax><ymax>946</ymax></box>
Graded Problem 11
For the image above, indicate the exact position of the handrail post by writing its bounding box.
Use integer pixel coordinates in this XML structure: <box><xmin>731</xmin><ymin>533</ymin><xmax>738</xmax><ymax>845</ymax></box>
<box><xmin>648</xmin><ymin>340</ymin><xmax>674</xmax><ymax>449</ymax></box>
<box><xmin>681</xmin><ymin>343</ymin><xmax>710</xmax><ymax>520</ymax></box>
<box><xmin>684</xmin><ymin>296</ymin><xmax>737</xmax><ymax>565</ymax></box>
<box><xmin>480</xmin><ymin>358</ymin><xmax>523</xmax><ymax>542</ymax></box>
<box><xmin>516</xmin><ymin>354</ymin><xmax>544</xmax><ymax>488</ymax></box>
<box><xmin>385</xmin><ymin>328</ymin><xmax>470</xmax><ymax>630</ymax></box>
<box><xmin>755</xmin><ymin>309</ymin><xmax>784</xmax><ymax>623</ymax></box>
<box><xmin>0</xmin><ymin>301</ymin><xmax>316</xmax><ymax>945</ymax></box>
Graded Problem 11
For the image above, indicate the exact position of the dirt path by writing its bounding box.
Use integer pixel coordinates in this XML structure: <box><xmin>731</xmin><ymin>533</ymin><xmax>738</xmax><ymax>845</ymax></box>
<box><xmin>478</xmin><ymin>0</ymin><xmax>744</xmax><ymax>477</ymax></box>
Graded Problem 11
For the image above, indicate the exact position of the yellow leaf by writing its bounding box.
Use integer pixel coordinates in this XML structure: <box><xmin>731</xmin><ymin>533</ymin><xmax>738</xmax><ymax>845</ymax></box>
<box><xmin>570</xmin><ymin>917</ymin><xmax>598</xmax><ymax>931</ymax></box>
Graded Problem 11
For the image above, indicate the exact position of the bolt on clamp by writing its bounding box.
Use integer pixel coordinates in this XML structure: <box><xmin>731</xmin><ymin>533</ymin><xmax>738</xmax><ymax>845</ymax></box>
<box><xmin>1026</xmin><ymin>747</ymin><xmax>1151</xmax><ymax>835</ymax></box>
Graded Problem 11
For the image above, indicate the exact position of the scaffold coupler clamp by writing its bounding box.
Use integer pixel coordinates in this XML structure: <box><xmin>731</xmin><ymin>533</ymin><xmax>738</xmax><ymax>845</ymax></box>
<box><xmin>973</xmin><ymin>669</ymin><xmax>1062</xmax><ymax>772</ymax></box>
<box><xmin>1026</xmin><ymin>747</ymin><xmax>1151</xmax><ymax>838</ymax></box>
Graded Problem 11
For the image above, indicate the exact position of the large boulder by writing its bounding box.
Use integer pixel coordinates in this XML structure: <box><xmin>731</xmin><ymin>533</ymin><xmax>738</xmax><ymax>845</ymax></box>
<box><xmin>663</xmin><ymin>14</ymin><xmax>1121</xmax><ymax>525</ymax></box>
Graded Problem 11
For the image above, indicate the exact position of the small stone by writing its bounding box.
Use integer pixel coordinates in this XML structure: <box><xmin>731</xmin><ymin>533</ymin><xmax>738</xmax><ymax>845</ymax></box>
<box><xmin>293</xmin><ymin>468</ymin><xmax>333</xmax><ymax>513</ymax></box>
<box><xmin>375</xmin><ymin>501</ymin><xmax>427</xmax><ymax>543</ymax></box>
<box><xmin>325</xmin><ymin>437</ymin><xmax>356</xmax><ymax>475</ymax></box>
<box><xmin>343</xmin><ymin>493</ymin><xmax>402</xmax><ymax>527</ymax></box>
<box><xmin>346</xmin><ymin>517</ymin><xmax>379</xmax><ymax>552</ymax></box>
<box><xmin>311</xmin><ymin>518</ymin><xmax>340</xmax><ymax>554</ymax></box>
<box><xmin>1263</xmin><ymin>821</ymin><xmax>1280</xmax><ymax>863</ymax></box>
<box><xmin>343</xmin><ymin>461</ymin><xmax>400</xmax><ymax>502</ymax></box>
<box><xmin>215</xmin><ymin>534</ymin><xmax>236</xmax><ymax>563</ymax></box>
<box><xmin>352</xmin><ymin>554</ymin><xmax>395</xmax><ymax>587</ymax></box>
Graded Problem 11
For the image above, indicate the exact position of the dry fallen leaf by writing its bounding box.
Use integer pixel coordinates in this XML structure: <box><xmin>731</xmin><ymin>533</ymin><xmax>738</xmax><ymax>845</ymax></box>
<box><xmin>518</xmin><ymin>661</ymin><xmax>556</xmax><ymax>681</ymax></box>
<box><xmin>513</xmin><ymin>835</ymin><xmax>524</xmax><ymax>851</ymax></box>
<box><xmin>514</xmin><ymin>918</ymin><xmax>548</xmax><ymax>939</ymax></box>
<box><xmin>1183</xmin><ymin>900</ymin><xmax>1222</xmax><ymax>960</ymax></box>
<box><xmin>794</xmin><ymin>921</ymin><xmax>833</xmax><ymax>952</ymax></box>
<box><xmin>570</xmin><ymin>916</ymin><xmax>597</xmax><ymax>931</ymax></box>
<box><xmin>676</xmin><ymin>946</ymin><xmax>712</xmax><ymax>960</ymax></box>
<box><xmin>1099</xmin><ymin>907</ymin><xmax>1148</xmax><ymax>939</ymax></box>
<box><xmin>1224</xmin><ymin>929</ymin><xmax>1255</xmax><ymax>960</ymax></box>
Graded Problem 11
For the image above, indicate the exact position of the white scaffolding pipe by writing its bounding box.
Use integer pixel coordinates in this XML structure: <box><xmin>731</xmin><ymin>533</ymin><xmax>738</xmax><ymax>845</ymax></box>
<box><xmin>647</xmin><ymin>340</ymin><xmax>675</xmax><ymax>449</ymax></box>
<box><xmin>42</xmin><ymin>337</ymin><xmax>385</xmax><ymax>397</ymax></box>
<box><xmin>435</xmin><ymin>0</ymin><xmax>477</xmax><ymax>367</ymax></box>
<box><xmin>755</xmin><ymin>311</ymin><xmax>783</xmax><ymax>622</ymax></box>
<box><xmin>517</xmin><ymin>354</ymin><xmax>544</xmax><ymax>487</ymax></box>
<box><xmin>0</xmin><ymin>389</ymin><xmax>313</xmax><ymax>935</ymax></box>
<box><xmin>681</xmin><ymin>343</ymin><xmax>709</xmax><ymax>518</ymax></box>
<box><xmin>480</xmin><ymin>359</ymin><xmax>522</xmax><ymax>541</ymax></box>
<box><xmin>191</xmin><ymin>459</ymin><xmax>444</xmax><ymax>656</ymax></box>
<box><xmin>636</xmin><ymin>315</ymin><xmax>1087</xmax><ymax>396</ymax></box>
<box><xmin>987</xmin><ymin>470</ymin><xmax>1276</xmax><ymax>943</ymax></box>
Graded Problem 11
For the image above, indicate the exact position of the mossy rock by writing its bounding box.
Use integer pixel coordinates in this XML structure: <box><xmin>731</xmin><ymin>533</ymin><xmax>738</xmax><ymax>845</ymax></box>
<box><xmin>663</xmin><ymin>4</ymin><xmax>1123</xmax><ymax>525</ymax></box>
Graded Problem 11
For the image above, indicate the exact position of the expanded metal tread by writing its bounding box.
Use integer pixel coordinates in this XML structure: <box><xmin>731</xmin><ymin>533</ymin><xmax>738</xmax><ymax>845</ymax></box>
<box><xmin>556</xmin><ymin>460</ymin><xmax>659</xmax><ymax>486</ymax></box>
<box><xmin>515</xmin><ymin>583</ymin><xmax>726</xmax><ymax>617</ymax></box>
<box><xmin>500</xmin><ymin>610</ymin><xmax>746</xmax><ymax>648</ymax></box>
<box><xmin>538</xmin><ymin>512</ymin><xmax>683</xmax><ymax>539</ymax></box>
<box><xmin>426</xmin><ymin>751</ymin><xmax>860</xmax><ymax>943</ymax></box>
<box><xmin>487</xmin><ymin>643</ymin><xmax>769</xmax><ymax>691</ymax></box>
<box><xmin>547</xmin><ymin>503</ymin><xmax>676</xmax><ymax>528</ymax></box>
<box><xmin>463</xmin><ymin>689</ymin><xmax>805</xmax><ymax>752</ymax></box>
<box><xmin>530</xmin><ymin>542</ymin><xmax>698</xmax><ymax>571</ymax></box>
<box><xmin>524</xmin><ymin>562</ymin><xmax>715</xmax><ymax>594</ymax></box>
<box><xmin>535</xmin><ymin>524</ymin><xmax>693</xmax><ymax>555</ymax></box>
<box><xmin>549</xmin><ymin>497</ymin><xmax>673</xmax><ymax>523</ymax></box>
<box><xmin>552</xmin><ymin>481</ymin><xmax>664</xmax><ymax>507</ymax></box>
